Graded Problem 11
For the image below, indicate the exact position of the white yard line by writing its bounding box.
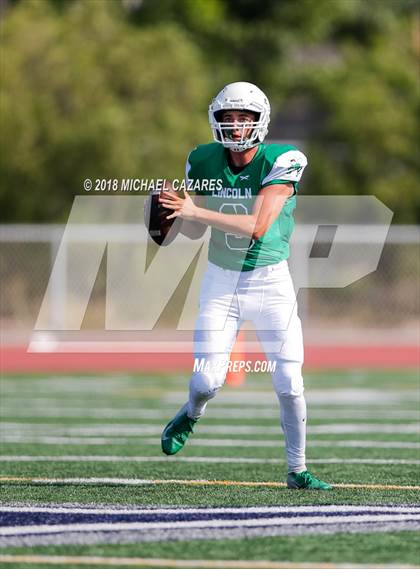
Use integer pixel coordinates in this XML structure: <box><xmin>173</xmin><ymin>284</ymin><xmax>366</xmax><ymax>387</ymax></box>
<box><xmin>2</xmin><ymin>422</ymin><xmax>419</xmax><ymax>435</ymax></box>
<box><xmin>1</xmin><ymin>455</ymin><xmax>419</xmax><ymax>466</ymax></box>
<box><xmin>2</xmin><ymin>435</ymin><xmax>418</xmax><ymax>448</ymax></box>
<box><xmin>165</xmin><ymin>390</ymin><xmax>419</xmax><ymax>405</ymax></box>
<box><xmin>2</xmin><ymin>505</ymin><xmax>419</xmax><ymax>515</ymax></box>
<box><xmin>1</xmin><ymin>476</ymin><xmax>419</xmax><ymax>491</ymax></box>
<box><xmin>2</xmin><ymin>390</ymin><xmax>418</xmax><ymax>406</ymax></box>
<box><xmin>0</xmin><ymin>554</ymin><xmax>417</xmax><ymax>568</ymax></box>
<box><xmin>0</xmin><ymin>377</ymin><xmax>135</xmax><ymax>392</ymax></box>
<box><xmin>1</xmin><ymin>408</ymin><xmax>419</xmax><ymax>420</ymax></box>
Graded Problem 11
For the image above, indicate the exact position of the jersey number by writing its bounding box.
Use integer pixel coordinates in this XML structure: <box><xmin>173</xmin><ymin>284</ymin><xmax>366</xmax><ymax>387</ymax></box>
<box><xmin>219</xmin><ymin>203</ymin><xmax>255</xmax><ymax>251</ymax></box>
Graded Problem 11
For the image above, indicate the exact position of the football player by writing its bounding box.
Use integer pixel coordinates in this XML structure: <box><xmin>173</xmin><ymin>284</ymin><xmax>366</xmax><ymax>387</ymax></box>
<box><xmin>159</xmin><ymin>82</ymin><xmax>331</xmax><ymax>490</ymax></box>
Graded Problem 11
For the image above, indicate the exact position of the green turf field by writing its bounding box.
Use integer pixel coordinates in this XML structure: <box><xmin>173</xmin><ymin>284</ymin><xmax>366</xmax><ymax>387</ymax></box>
<box><xmin>0</xmin><ymin>370</ymin><xmax>419</xmax><ymax>569</ymax></box>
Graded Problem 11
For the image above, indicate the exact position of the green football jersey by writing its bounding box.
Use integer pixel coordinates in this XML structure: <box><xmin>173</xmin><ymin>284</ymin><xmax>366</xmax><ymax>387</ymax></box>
<box><xmin>186</xmin><ymin>142</ymin><xmax>307</xmax><ymax>271</ymax></box>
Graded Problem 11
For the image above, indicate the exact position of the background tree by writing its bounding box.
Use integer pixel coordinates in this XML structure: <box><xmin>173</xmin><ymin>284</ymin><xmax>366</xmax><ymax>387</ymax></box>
<box><xmin>0</xmin><ymin>0</ymin><xmax>210</xmax><ymax>221</ymax></box>
<box><xmin>1</xmin><ymin>0</ymin><xmax>418</xmax><ymax>221</ymax></box>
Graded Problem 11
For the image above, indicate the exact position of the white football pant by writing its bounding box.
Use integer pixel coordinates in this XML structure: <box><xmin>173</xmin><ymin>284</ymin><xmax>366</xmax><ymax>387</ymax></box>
<box><xmin>187</xmin><ymin>260</ymin><xmax>307</xmax><ymax>473</ymax></box>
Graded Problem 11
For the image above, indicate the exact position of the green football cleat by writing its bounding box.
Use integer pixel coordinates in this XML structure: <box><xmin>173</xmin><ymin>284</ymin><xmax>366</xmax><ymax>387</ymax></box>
<box><xmin>161</xmin><ymin>405</ymin><xmax>198</xmax><ymax>456</ymax></box>
<box><xmin>287</xmin><ymin>470</ymin><xmax>332</xmax><ymax>490</ymax></box>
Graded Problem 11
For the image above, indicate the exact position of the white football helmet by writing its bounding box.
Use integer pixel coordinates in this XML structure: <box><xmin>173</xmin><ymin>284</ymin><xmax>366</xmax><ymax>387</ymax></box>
<box><xmin>208</xmin><ymin>82</ymin><xmax>270</xmax><ymax>152</ymax></box>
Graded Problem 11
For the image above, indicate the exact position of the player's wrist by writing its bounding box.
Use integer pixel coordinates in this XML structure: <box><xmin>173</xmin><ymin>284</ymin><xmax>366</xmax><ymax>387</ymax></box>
<box><xmin>192</xmin><ymin>206</ymin><xmax>205</xmax><ymax>222</ymax></box>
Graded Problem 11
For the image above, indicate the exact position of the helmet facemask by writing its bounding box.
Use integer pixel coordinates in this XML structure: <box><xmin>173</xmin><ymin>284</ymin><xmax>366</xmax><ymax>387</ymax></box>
<box><xmin>212</xmin><ymin>110</ymin><xmax>262</xmax><ymax>152</ymax></box>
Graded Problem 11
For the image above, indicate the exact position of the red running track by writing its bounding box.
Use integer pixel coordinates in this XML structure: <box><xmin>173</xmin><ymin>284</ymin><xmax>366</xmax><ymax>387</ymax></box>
<box><xmin>1</xmin><ymin>345</ymin><xmax>418</xmax><ymax>373</ymax></box>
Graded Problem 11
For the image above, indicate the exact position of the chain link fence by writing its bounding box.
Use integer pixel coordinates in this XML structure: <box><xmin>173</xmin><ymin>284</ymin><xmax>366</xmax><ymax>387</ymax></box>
<box><xmin>1</xmin><ymin>224</ymin><xmax>418</xmax><ymax>343</ymax></box>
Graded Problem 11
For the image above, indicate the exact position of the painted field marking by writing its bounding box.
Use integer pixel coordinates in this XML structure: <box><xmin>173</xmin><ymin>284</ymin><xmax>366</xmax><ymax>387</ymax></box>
<box><xmin>0</xmin><ymin>555</ymin><xmax>418</xmax><ymax>568</ymax></box>
<box><xmin>1</xmin><ymin>504</ymin><xmax>419</xmax><ymax>548</ymax></box>
<box><xmin>3</xmin><ymin>389</ymin><xmax>419</xmax><ymax>406</ymax></box>
<box><xmin>1</xmin><ymin>455</ymin><xmax>419</xmax><ymax>466</ymax></box>
<box><xmin>3</xmin><ymin>505</ymin><xmax>419</xmax><ymax>515</ymax></box>
<box><xmin>1</xmin><ymin>476</ymin><xmax>419</xmax><ymax>491</ymax></box>
<box><xmin>2</xmin><ymin>407</ymin><xmax>419</xmax><ymax>420</ymax></box>
<box><xmin>165</xmin><ymin>390</ymin><xmax>419</xmax><ymax>405</ymax></box>
<box><xmin>0</xmin><ymin>377</ymin><xmax>134</xmax><ymax>392</ymax></box>
<box><xmin>2</xmin><ymin>435</ymin><xmax>419</xmax><ymax>449</ymax></box>
<box><xmin>3</xmin><ymin>511</ymin><xmax>420</xmax><ymax>536</ymax></box>
<box><xmin>3</xmin><ymin>422</ymin><xmax>419</xmax><ymax>435</ymax></box>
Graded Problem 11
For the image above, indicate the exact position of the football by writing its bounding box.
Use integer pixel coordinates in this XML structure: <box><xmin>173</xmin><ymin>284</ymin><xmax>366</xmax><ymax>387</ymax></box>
<box><xmin>144</xmin><ymin>187</ymin><xmax>181</xmax><ymax>246</ymax></box>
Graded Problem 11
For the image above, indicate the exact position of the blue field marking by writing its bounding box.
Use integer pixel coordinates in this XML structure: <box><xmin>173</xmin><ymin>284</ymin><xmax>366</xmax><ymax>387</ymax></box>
<box><xmin>1</xmin><ymin>507</ymin><xmax>415</xmax><ymax>527</ymax></box>
<box><xmin>1</xmin><ymin>505</ymin><xmax>420</xmax><ymax>547</ymax></box>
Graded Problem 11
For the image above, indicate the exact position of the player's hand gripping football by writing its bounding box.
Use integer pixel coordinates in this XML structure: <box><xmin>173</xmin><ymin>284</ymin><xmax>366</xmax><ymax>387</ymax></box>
<box><xmin>159</xmin><ymin>189</ymin><xmax>198</xmax><ymax>221</ymax></box>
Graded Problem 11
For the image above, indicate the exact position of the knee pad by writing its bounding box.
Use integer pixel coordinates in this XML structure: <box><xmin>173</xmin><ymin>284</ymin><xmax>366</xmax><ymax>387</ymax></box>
<box><xmin>272</xmin><ymin>360</ymin><xmax>304</xmax><ymax>397</ymax></box>
<box><xmin>189</xmin><ymin>369</ymin><xmax>225</xmax><ymax>400</ymax></box>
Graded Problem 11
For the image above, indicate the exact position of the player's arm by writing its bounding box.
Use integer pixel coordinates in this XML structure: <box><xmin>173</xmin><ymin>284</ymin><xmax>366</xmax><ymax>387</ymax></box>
<box><xmin>159</xmin><ymin>184</ymin><xmax>293</xmax><ymax>240</ymax></box>
<box><xmin>176</xmin><ymin>154</ymin><xmax>208</xmax><ymax>240</ymax></box>
<box><xmin>179</xmin><ymin>195</ymin><xmax>207</xmax><ymax>240</ymax></box>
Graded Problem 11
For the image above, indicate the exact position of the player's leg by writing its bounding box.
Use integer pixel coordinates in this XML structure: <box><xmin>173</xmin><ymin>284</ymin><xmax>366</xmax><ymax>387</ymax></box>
<box><xmin>189</xmin><ymin>262</ymin><xmax>242</xmax><ymax>418</ymax></box>
<box><xmin>162</xmin><ymin>264</ymin><xmax>241</xmax><ymax>455</ymax></box>
<box><xmin>256</xmin><ymin>302</ymin><xmax>308</xmax><ymax>474</ymax></box>
<box><xmin>255</xmin><ymin>261</ymin><xmax>331</xmax><ymax>489</ymax></box>
<box><xmin>188</xmin><ymin>316</ymin><xmax>240</xmax><ymax>420</ymax></box>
